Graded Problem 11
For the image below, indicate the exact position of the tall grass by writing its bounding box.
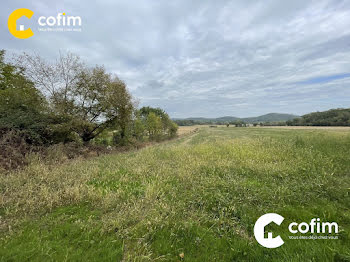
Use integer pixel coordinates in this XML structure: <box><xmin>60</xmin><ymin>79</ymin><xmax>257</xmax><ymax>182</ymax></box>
<box><xmin>1</xmin><ymin>127</ymin><xmax>350</xmax><ymax>261</ymax></box>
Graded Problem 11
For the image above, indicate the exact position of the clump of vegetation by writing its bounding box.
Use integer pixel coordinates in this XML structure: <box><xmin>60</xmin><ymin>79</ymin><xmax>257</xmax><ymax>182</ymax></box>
<box><xmin>260</xmin><ymin>121</ymin><xmax>287</xmax><ymax>126</ymax></box>
<box><xmin>139</xmin><ymin>106</ymin><xmax>178</xmax><ymax>141</ymax></box>
<box><xmin>0</xmin><ymin>50</ymin><xmax>178</xmax><ymax>170</ymax></box>
<box><xmin>287</xmin><ymin>108</ymin><xmax>350</xmax><ymax>126</ymax></box>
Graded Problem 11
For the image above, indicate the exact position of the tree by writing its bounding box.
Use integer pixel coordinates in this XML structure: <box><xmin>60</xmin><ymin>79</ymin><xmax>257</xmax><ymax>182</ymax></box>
<box><xmin>72</xmin><ymin>66</ymin><xmax>134</xmax><ymax>142</ymax></box>
<box><xmin>168</xmin><ymin>121</ymin><xmax>178</xmax><ymax>138</ymax></box>
<box><xmin>286</xmin><ymin>108</ymin><xmax>350</xmax><ymax>126</ymax></box>
<box><xmin>132</xmin><ymin>118</ymin><xmax>145</xmax><ymax>140</ymax></box>
<box><xmin>146</xmin><ymin>112</ymin><xmax>162</xmax><ymax>139</ymax></box>
<box><xmin>0</xmin><ymin>50</ymin><xmax>50</xmax><ymax>144</ymax></box>
<box><xmin>17</xmin><ymin>52</ymin><xmax>134</xmax><ymax>142</ymax></box>
<box><xmin>139</xmin><ymin>106</ymin><xmax>178</xmax><ymax>139</ymax></box>
<box><xmin>1</xmin><ymin>50</ymin><xmax>31</xmax><ymax>91</ymax></box>
<box><xmin>16</xmin><ymin>51</ymin><xmax>83</xmax><ymax>102</ymax></box>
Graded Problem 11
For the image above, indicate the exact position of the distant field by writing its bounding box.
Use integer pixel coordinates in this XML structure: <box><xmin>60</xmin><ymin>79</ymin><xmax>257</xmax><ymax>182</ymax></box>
<box><xmin>260</xmin><ymin>126</ymin><xmax>350</xmax><ymax>130</ymax></box>
<box><xmin>1</xmin><ymin>127</ymin><xmax>350</xmax><ymax>261</ymax></box>
<box><xmin>178</xmin><ymin>125</ymin><xmax>227</xmax><ymax>135</ymax></box>
<box><xmin>177</xmin><ymin>125</ymin><xmax>201</xmax><ymax>135</ymax></box>
<box><xmin>178</xmin><ymin>125</ymin><xmax>350</xmax><ymax>133</ymax></box>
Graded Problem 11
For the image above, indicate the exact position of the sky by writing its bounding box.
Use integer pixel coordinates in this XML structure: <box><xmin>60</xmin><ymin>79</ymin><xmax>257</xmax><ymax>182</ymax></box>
<box><xmin>1</xmin><ymin>0</ymin><xmax>350</xmax><ymax>118</ymax></box>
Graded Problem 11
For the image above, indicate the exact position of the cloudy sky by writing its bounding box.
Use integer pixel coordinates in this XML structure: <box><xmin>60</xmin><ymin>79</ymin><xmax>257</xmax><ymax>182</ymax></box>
<box><xmin>2</xmin><ymin>0</ymin><xmax>350</xmax><ymax>118</ymax></box>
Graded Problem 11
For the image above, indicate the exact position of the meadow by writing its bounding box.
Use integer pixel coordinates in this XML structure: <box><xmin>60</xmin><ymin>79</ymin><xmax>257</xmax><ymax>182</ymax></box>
<box><xmin>1</xmin><ymin>127</ymin><xmax>350</xmax><ymax>261</ymax></box>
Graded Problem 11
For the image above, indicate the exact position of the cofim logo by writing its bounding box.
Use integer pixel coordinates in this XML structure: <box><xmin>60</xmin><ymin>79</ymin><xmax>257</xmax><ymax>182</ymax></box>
<box><xmin>254</xmin><ymin>213</ymin><xmax>284</xmax><ymax>248</ymax></box>
<box><xmin>8</xmin><ymin>8</ymin><xmax>34</xmax><ymax>39</ymax></box>
<box><xmin>38</xmin><ymin>13</ymin><xmax>81</xmax><ymax>27</ymax></box>
<box><xmin>8</xmin><ymin>8</ymin><xmax>82</xmax><ymax>39</ymax></box>
<box><xmin>254</xmin><ymin>213</ymin><xmax>339</xmax><ymax>248</ymax></box>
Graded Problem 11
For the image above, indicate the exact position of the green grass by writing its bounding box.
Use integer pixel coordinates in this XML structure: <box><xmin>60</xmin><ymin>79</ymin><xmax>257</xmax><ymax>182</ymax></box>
<box><xmin>1</xmin><ymin>127</ymin><xmax>350</xmax><ymax>261</ymax></box>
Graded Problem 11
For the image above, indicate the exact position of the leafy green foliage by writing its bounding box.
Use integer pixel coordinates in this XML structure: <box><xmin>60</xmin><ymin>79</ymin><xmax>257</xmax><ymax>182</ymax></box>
<box><xmin>0</xmin><ymin>50</ymin><xmax>30</xmax><ymax>91</ymax></box>
<box><xmin>0</xmin><ymin>50</ymin><xmax>176</xmax><ymax>151</ymax></box>
<box><xmin>0</xmin><ymin>50</ymin><xmax>51</xmax><ymax>144</ymax></box>
<box><xmin>146</xmin><ymin>112</ymin><xmax>163</xmax><ymax>140</ymax></box>
<box><xmin>287</xmin><ymin>108</ymin><xmax>350</xmax><ymax>126</ymax></box>
<box><xmin>139</xmin><ymin>106</ymin><xmax>178</xmax><ymax>140</ymax></box>
<box><xmin>18</xmin><ymin>52</ymin><xmax>135</xmax><ymax>143</ymax></box>
<box><xmin>72</xmin><ymin>66</ymin><xmax>134</xmax><ymax>142</ymax></box>
<box><xmin>132</xmin><ymin>118</ymin><xmax>146</xmax><ymax>141</ymax></box>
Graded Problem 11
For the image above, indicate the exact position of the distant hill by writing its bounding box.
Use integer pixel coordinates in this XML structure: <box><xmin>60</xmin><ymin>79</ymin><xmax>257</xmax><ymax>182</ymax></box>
<box><xmin>287</xmin><ymin>108</ymin><xmax>350</xmax><ymax>126</ymax></box>
<box><xmin>175</xmin><ymin>108</ymin><xmax>350</xmax><ymax>126</ymax></box>
<box><xmin>174</xmin><ymin>113</ymin><xmax>299</xmax><ymax>125</ymax></box>
<box><xmin>215</xmin><ymin>116</ymin><xmax>240</xmax><ymax>121</ymax></box>
<box><xmin>242</xmin><ymin>113</ymin><xmax>299</xmax><ymax>123</ymax></box>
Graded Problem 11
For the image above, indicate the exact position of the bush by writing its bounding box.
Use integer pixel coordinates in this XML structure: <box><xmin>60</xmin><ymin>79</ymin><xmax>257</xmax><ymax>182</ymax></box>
<box><xmin>168</xmin><ymin>121</ymin><xmax>178</xmax><ymax>138</ymax></box>
<box><xmin>0</xmin><ymin>128</ymin><xmax>32</xmax><ymax>170</ymax></box>
<box><xmin>132</xmin><ymin>118</ymin><xmax>145</xmax><ymax>141</ymax></box>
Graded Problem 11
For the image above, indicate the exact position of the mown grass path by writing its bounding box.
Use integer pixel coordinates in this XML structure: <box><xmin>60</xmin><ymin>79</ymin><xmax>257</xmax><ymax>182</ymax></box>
<box><xmin>1</xmin><ymin>127</ymin><xmax>350</xmax><ymax>261</ymax></box>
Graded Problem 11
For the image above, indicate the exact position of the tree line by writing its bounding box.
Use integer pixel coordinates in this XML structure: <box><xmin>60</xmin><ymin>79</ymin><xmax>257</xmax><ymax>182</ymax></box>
<box><xmin>0</xmin><ymin>50</ymin><xmax>178</xmax><ymax>168</ymax></box>
<box><xmin>174</xmin><ymin>119</ymin><xmax>287</xmax><ymax>127</ymax></box>
<box><xmin>175</xmin><ymin>109</ymin><xmax>350</xmax><ymax>127</ymax></box>
<box><xmin>174</xmin><ymin>119</ymin><xmax>248</xmax><ymax>126</ymax></box>
<box><xmin>286</xmin><ymin>108</ymin><xmax>350</xmax><ymax>126</ymax></box>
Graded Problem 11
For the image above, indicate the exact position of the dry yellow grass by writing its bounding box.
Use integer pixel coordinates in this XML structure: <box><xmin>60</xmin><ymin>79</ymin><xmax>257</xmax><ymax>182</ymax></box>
<box><xmin>177</xmin><ymin>125</ymin><xmax>201</xmax><ymax>135</ymax></box>
<box><xmin>177</xmin><ymin>125</ymin><xmax>232</xmax><ymax>135</ymax></box>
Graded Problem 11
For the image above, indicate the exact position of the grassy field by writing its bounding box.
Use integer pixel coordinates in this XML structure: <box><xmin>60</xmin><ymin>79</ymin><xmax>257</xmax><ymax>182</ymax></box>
<box><xmin>1</xmin><ymin>127</ymin><xmax>350</xmax><ymax>261</ymax></box>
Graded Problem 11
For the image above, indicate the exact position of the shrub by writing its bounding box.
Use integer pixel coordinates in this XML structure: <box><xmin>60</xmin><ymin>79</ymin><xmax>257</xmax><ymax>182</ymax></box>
<box><xmin>0</xmin><ymin>128</ymin><xmax>32</xmax><ymax>170</ymax></box>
